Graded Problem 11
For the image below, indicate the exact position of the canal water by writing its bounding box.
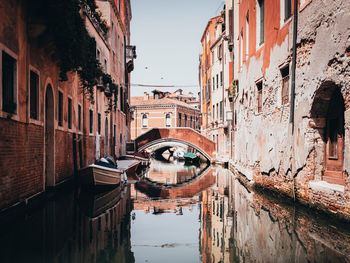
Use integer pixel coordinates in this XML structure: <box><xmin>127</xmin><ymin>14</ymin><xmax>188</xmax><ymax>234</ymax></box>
<box><xmin>1</xmin><ymin>158</ymin><xmax>350</xmax><ymax>262</ymax></box>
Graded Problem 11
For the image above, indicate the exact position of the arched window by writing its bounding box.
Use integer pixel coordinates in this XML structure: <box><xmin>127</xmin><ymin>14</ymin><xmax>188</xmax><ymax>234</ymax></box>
<box><xmin>165</xmin><ymin>113</ymin><xmax>171</xmax><ymax>127</ymax></box>
<box><xmin>142</xmin><ymin>114</ymin><xmax>148</xmax><ymax>127</ymax></box>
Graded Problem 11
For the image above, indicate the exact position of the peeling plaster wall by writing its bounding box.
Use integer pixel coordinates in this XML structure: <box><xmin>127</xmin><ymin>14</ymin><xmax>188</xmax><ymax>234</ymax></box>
<box><xmin>233</xmin><ymin>0</ymin><xmax>350</xmax><ymax>218</ymax></box>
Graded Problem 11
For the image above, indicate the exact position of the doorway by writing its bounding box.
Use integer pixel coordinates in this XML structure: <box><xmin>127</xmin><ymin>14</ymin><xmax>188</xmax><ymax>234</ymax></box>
<box><xmin>324</xmin><ymin>88</ymin><xmax>345</xmax><ymax>185</ymax></box>
<box><xmin>45</xmin><ymin>84</ymin><xmax>55</xmax><ymax>188</ymax></box>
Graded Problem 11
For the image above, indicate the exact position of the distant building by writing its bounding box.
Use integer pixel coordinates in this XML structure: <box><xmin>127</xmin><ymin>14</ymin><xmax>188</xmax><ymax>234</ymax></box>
<box><xmin>199</xmin><ymin>4</ymin><xmax>234</xmax><ymax>157</ymax></box>
<box><xmin>130</xmin><ymin>90</ymin><xmax>201</xmax><ymax>139</ymax></box>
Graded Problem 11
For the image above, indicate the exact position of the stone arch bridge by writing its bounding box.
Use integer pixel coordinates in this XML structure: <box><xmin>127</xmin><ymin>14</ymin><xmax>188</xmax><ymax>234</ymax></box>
<box><xmin>130</xmin><ymin>128</ymin><xmax>216</xmax><ymax>161</ymax></box>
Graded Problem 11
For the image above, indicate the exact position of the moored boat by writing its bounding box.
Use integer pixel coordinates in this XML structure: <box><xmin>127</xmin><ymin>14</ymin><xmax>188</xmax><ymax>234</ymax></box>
<box><xmin>79</xmin><ymin>163</ymin><xmax>126</xmax><ymax>188</ymax></box>
<box><xmin>183</xmin><ymin>152</ymin><xmax>200</xmax><ymax>165</ymax></box>
<box><xmin>121</xmin><ymin>154</ymin><xmax>150</xmax><ymax>167</ymax></box>
<box><xmin>116</xmin><ymin>159</ymin><xmax>140</xmax><ymax>178</ymax></box>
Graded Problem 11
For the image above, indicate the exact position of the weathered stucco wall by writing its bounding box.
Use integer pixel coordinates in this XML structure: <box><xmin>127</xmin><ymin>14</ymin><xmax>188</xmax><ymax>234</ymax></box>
<box><xmin>233</xmin><ymin>0</ymin><xmax>350</xmax><ymax>219</ymax></box>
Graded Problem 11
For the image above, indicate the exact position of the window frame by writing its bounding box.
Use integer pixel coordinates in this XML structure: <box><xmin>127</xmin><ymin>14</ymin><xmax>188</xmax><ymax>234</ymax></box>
<box><xmin>97</xmin><ymin>112</ymin><xmax>101</xmax><ymax>134</ymax></box>
<box><xmin>58</xmin><ymin>90</ymin><xmax>63</xmax><ymax>127</ymax></box>
<box><xmin>142</xmin><ymin>113</ymin><xmax>148</xmax><ymax>128</ymax></box>
<box><xmin>1</xmin><ymin>49</ymin><xmax>18</xmax><ymax>115</ymax></box>
<box><xmin>29</xmin><ymin>67</ymin><xmax>40</xmax><ymax>121</ymax></box>
<box><xmin>165</xmin><ymin>113</ymin><xmax>172</xmax><ymax>127</ymax></box>
<box><xmin>78</xmin><ymin>103</ymin><xmax>82</xmax><ymax>132</ymax></box>
<box><xmin>89</xmin><ymin>109</ymin><xmax>93</xmax><ymax>135</ymax></box>
<box><xmin>67</xmin><ymin>96</ymin><xmax>72</xmax><ymax>130</ymax></box>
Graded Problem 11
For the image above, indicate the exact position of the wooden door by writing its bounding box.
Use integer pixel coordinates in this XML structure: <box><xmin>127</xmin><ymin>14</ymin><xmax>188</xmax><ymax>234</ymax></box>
<box><xmin>324</xmin><ymin>90</ymin><xmax>345</xmax><ymax>185</ymax></box>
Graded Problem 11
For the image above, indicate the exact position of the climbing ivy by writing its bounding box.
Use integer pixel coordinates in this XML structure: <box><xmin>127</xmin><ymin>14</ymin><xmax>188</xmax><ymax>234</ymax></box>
<box><xmin>28</xmin><ymin>0</ymin><xmax>113</xmax><ymax>101</ymax></box>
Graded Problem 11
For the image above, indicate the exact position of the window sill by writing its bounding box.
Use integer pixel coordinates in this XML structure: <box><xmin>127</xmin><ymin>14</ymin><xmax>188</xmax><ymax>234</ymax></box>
<box><xmin>57</xmin><ymin>125</ymin><xmax>65</xmax><ymax>132</ymax></box>
<box><xmin>29</xmin><ymin>118</ymin><xmax>44</xmax><ymax>127</ymax></box>
<box><xmin>0</xmin><ymin>111</ymin><xmax>20</xmax><ymax>122</ymax></box>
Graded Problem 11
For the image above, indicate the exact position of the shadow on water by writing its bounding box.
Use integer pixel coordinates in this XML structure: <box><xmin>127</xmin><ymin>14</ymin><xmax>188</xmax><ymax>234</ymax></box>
<box><xmin>0</xmin><ymin>185</ymin><xmax>135</xmax><ymax>263</ymax></box>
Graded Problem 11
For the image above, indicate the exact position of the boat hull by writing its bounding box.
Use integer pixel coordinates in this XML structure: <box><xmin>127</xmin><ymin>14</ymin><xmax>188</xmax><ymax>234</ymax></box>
<box><xmin>79</xmin><ymin>164</ymin><xmax>123</xmax><ymax>187</ymax></box>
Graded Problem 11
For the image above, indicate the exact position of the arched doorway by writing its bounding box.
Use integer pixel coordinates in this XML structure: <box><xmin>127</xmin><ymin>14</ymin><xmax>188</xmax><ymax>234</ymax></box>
<box><xmin>45</xmin><ymin>84</ymin><xmax>55</xmax><ymax>187</ymax></box>
<box><xmin>105</xmin><ymin>117</ymin><xmax>109</xmax><ymax>156</ymax></box>
<box><xmin>311</xmin><ymin>81</ymin><xmax>345</xmax><ymax>185</ymax></box>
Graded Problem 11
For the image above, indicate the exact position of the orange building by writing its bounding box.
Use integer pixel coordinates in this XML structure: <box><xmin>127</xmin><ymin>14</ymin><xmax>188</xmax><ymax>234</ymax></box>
<box><xmin>130</xmin><ymin>90</ymin><xmax>201</xmax><ymax>139</ymax></box>
<box><xmin>199</xmin><ymin>16</ymin><xmax>220</xmax><ymax>138</ymax></box>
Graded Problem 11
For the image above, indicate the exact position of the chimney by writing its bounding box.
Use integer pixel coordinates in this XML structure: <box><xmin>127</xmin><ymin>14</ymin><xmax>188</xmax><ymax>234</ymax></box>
<box><xmin>143</xmin><ymin>92</ymin><xmax>149</xmax><ymax>100</ymax></box>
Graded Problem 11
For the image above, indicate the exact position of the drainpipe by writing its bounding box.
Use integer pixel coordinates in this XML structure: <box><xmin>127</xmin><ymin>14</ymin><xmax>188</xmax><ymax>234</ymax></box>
<box><xmin>290</xmin><ymin>0</ymin><xmax>298</xmax><ymax>201</ymax></box>
<box><xmin>290</xmin><ymin>0</ymin><xmax>298</xmax><ymax>133</ymax></box>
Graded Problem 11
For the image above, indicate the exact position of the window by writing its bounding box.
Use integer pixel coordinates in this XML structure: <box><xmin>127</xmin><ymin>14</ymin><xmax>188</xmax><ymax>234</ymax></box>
<box><xmin>212</xmin><ymin>51</ymin><xmax>214</xmax><ymax>64</ymax></box>
<box><xmin>97</xmin><ymin>113</ymin><xmax>101</xmax><ymax>134</ymax></box>
<box><xmin>284</xmin><ymin>0</ymin><xmax>292</xmax><ymax>21</ymax></box>
<box><xmin>184</xmin><ymin>115</ymin><xmax>187</xmax><ymax>127</ymax></box>
<box><xmin>58</xmin><ymin>91</ymin><xmax>63</xmax><ymax>126</ymax></box>
<box><xmin>281</xmin><ymin>65</ymin><xmax>289</xmax><ymax>105</ymax></box>
<box><xmin>96</xmin><ymin>49</ymin><xmax>100</xmax><ymax>62</ymax></box>
<box><xmin>68</xmin><ymin>97</ymin><xmax>72</xmax><ymax>129</ymax></box>
<box><xmin>142</xmin><ymin>114</ymin><xmax>148</xmax><ymax>127</ymax></box>
<box><xmin>190</xmin><ymin>116</ymin><xmax>193</xmax><ymax>128</ymax></box>
<box><xmin>246</xmin><ymin>12</ymin><xmax>249</xmax><ymax>59</ymax></box>
<box><xmin>213</xmin><ymin>77</ymin><xmax>215</xmax><ymax>91</ymax></box>
<box><xmin>257</xmin><ymin>0</ymin><xmax>265</xmax><ymax>46</ymax></box>
<box><xmin>220</xmin><ymin>101</ymin><xmax>223</xmax><ymax>120</ymax></box>
<box><xmin>220</xmin><ymin>71</ymin><xmax>223</xmax><ymax>87</ymax></box>
<box><xmin>213</xmin><ymin>105</ymin><xmax>215</xmax><ymax>120</ymax></box>
<box><xmin>178</xmin><ymin>113</ymin><xmax>182</xmax><ymax>127</ymax></box>
<box><xmin>217</xmin><ymin>44</ymin><xmax>222</xmax><ymax>60</ymax></box>
<box><xmin>2</xmin><ymin>51</ymin><xmax>17</xmax><ymax>113</ymax></box>
<box><xmin>30</xmin><ymin>70</ymin><xmax>39</xmax><ymax>119</ymax></box>
<box><xmin>216</xmin><ymin>103</ymin><xmax>219</xmax><ymax>120</ymax></box>
<box><xmin>78</xmin><ymin>104</ymin><xmax>81</xmax><ymax>131</ymax></box>
<box><xmin>89</xmin><ymin>109</ymin><xmax>93</xmax><ymax>134</ymax></box>
<box><xmin>165</xmin><ymin>113</ymin><xmax>171</xmax><ymax>127</ymax></box>
<box><xmin>104</xmin><ymin>59</ymin><xmax>108</xmax><ymax>73</ymax></box>
<box><xmin>256</xmin><ymin>81</ymin><xmax>263</xmax><ymax>113</ymax></box>
<box><xmin>113</xmin><ymin>124</ymin><xmax>116</xmax><ymax>145</ymax></box>
<box><xmin>216</xmin><ymin>74</ymin><xmax>219</xmax><ymax>89</ymax></box>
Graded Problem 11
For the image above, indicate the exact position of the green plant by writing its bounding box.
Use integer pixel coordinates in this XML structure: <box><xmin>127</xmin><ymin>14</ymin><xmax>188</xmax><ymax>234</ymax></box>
<box><xmin>28</xmin><ymin>0</ymin><xmax>110</xmax><ymax>100</ymax></box>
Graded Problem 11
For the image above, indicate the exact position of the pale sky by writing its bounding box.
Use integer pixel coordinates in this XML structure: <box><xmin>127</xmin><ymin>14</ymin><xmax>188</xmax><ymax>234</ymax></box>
<box><xmin>130</xmin><ymin>0</ymin><xmax>225</xmax><ymax>97</ymax></box>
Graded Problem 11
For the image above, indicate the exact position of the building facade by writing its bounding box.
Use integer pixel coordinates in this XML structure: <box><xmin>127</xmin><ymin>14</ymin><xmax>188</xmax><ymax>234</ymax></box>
<box><xmin>231</xmin><ymin>0</ymin><xmax>350</xmax><ymax>219</ymax></box>
<box><xmin>0</xmin><ymin>0</ymin><xmax>134</xmax><ymax>211</ymax></box>
<box><xmin>130</xmin><ymin>90</ymin><xmax>201</xmax><ymax>140</ymax></box>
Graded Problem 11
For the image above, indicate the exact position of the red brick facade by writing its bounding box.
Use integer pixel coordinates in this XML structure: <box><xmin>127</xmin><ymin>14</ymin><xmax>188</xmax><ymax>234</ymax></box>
<box><xmin>0</xmin><ymin>0</ymin><xmax>133</xmax><ymax>211</ymax></box>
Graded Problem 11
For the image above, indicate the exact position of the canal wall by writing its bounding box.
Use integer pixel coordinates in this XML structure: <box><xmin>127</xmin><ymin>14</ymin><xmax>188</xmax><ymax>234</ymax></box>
<box><xmin>232</xmin><ymin>0</ymin><xmax>350</xmax><ymax>220</ymax></box>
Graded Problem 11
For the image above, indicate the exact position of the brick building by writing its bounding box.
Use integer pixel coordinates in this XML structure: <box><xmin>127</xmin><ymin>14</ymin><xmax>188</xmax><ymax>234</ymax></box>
<box><xmin>230</xmin><ymin>0</ymin><xmax>350</xmax><ymax>219</ymax></box>
<box><xmin>199</xmin><ymin>16</ymin><xmax>220</xmax><ymax>139</ymax></box>
<box><xmin>130</xmin><ymin>90</ymin><xmax>201</xmax><ymax>139</ymax></box>
<box><xmin>0</xmin><ymin>0</ymin><xmax>134</xmax><ymax>211</ymax></box>
<box><xmin>200</xmin><ymin>5</ymin><xmax>235</xmax><ymax>158</ymax></box>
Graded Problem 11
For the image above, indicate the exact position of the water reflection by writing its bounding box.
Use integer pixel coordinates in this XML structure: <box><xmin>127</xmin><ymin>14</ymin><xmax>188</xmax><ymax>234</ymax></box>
<box><xmin>0</xmin><ymin>186</ymin><xmax>134</xmax><ymax>263</ymax></box>
<box><xmin>1</xmin><ymin>161</ymin><xmax>350</xmax><ymax>263</ymax></box>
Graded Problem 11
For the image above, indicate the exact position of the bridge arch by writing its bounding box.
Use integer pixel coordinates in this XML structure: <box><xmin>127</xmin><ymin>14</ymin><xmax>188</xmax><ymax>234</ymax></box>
<box><xmin>134</xmin><ymin>128</ymin><xmax>216</xmax><ymax>161</ymax></box>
